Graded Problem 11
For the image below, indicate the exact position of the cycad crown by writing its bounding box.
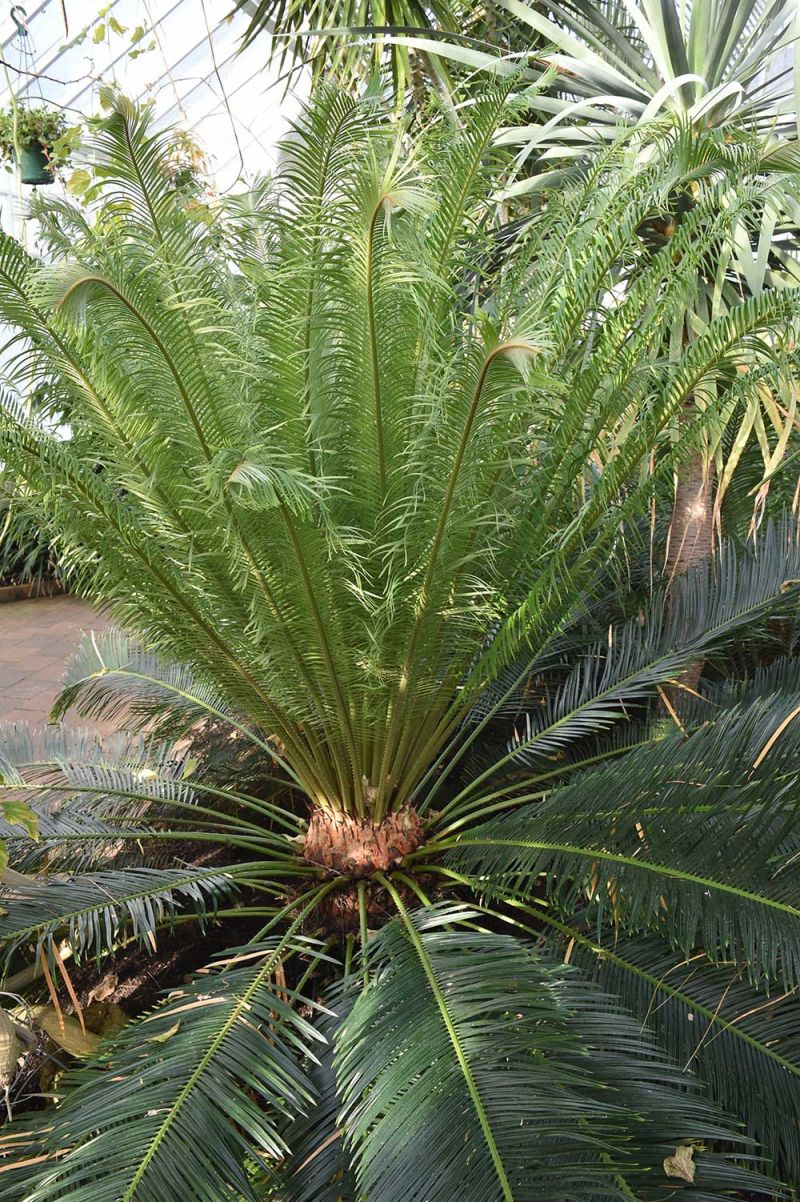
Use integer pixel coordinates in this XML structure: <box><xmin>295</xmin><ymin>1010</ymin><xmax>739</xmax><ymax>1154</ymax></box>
<box><xmin>0</xmin><ymin>87</ymin><xmax>792</xmax><ymax>822</ymax></box>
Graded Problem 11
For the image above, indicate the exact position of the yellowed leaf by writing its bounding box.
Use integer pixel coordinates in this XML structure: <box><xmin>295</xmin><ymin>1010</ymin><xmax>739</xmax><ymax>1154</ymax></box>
<box><xmin>150</xmin><ymin>1021</ymin><xmax>180</xmax><ymax>1044</ymax></box>
<box><xmin>0</xmin><ymin>1011</ymin><xmax>23</xmax><ymax>1086</ymax></box>
<box><xmin>30</xmin><ymin>1006</ymin><xmax>101</xmax><ymax>1059</ymax></box>
<box><xmin>66</xmin><ymin>168</ymin><xmax>92</xmax><ymax>196</ymax></box>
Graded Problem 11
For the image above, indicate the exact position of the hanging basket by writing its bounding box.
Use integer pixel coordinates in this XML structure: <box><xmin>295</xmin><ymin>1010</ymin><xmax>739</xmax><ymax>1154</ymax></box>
<box><xmin>14</xmin><ymin>141</ymin><xmax>54</xmax><ymax>186</ymax></box>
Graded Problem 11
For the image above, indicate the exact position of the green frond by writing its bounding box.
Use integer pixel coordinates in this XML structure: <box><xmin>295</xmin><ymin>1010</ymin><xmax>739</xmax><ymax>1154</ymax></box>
<box><xmin>0</xmin><ymin>720</ymin><xmax>295</xmax><ymax>876</ymax></box>
<box><xmin>18</xmin><ymin>938</ymin><xmax>327</xmax><ymax>1202</ymax></box>
<box><xmin>55</xmin><ymin>629</ymin><xmax>241</xmax><ymax>742</ymax></box>
<box><xmin>336</xmin><ymin>903</ymin><xmax>771</xmax><ymax>1202</ymax></box>
<box><xmin>440</xmin><ymin>516</ymin><xmax>800</xmax><ymax>805</ymax></box>
<box><xmin>0</xmin><ymin>723</ymin><xmax>186</xmax><ymax>808</ymax></box>
<box><xmin>550</xmin><ymin>923</ymin><xmax>800</xmax><ymax>1183</ymax></box>
<box><xmin>448</xmin><ymin>692</ymin><xmax>800</xmax><ymax>984</ymax></box>
<box><xmin>278</xmin><ymin>995</ymin><xmax>357</xmax><ymax>1202</ymax></box>
<box><xmin>0</xmin><ymin>866</ymin><xmax>237</xmax><ymax>967</ymax></box>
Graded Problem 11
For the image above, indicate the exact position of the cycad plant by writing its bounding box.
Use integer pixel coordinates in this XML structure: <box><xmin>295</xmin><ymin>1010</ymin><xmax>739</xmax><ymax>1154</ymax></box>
<box><xmin>396</xmin><ymin>0</ymin><xmax>800</xmax><ymax>570</ymax></box>
<box><xmin>0</xmin><ymin>88</ymin><xmax>799</xmax><ymax>1199</ymax></box>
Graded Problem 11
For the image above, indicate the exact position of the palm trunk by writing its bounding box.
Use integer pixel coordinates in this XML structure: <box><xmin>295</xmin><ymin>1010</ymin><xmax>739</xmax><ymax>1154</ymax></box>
<box><xmin>665</xmin><ymin>446</ymin><xmax>714</xmax><ymax>582</ymax></box>
<box><xmin>303</xmin><ymin>807</ymin><xmax>426</xmax><ymax>933</ymax></box>
<box><xmin>304</xmin><ymin>807</ymin><xmax>424</xmax><ymax>877</ymax></box>
<box><xmin>663</xmin><ymin>419</ymin><xmax>714</xmax><ymax>705</ymax></box>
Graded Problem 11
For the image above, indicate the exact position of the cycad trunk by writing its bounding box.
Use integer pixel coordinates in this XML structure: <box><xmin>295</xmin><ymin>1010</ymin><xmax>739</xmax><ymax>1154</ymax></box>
<box><xmin>303</xmin><ymin>807</ymin><xmax>424</xmax><ymax>877</ymax></box>
<box><xmin>665</xmin><ymin>410</ymin><xmax>714</xmax><ymax>701</ymax></box>
<box><xmin>303</xmin><ymin>807</ymin><xmax>426</xmax><ymax>932</ymax></box>
<box><xmin>666</xmin><ymin>448</ymin><xmax>714</xmax><ymax>582</ymax></box>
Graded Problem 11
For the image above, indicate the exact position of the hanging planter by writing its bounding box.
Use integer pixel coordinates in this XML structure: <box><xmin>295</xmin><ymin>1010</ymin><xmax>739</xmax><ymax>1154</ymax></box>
<box><xmin>16</xmin><ymin>140</ymin><xmax>53</xmax><ymax>185</ymax></box>
<box><xmin>0</xmin><ymin>104</ymin><xmax>79</xmax><ymax>186</ymax></box>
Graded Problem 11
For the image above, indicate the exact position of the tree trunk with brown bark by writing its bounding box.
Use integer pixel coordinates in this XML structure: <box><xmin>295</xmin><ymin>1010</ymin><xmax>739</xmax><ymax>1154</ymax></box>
<box><xmin>663</xmin><ymin>410</ymin><xmax>715</xmax><ymax>706</ymax></box>
<box><xmin>665</xmin><ymin>446</ymin><xmax>714</xmax><ymax>581</ymax></box>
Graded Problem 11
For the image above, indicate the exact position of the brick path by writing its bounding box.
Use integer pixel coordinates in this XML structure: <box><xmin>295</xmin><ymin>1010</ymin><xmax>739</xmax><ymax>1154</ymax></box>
<box><xmin>0</xmin><ymin>595</ymin><xmax>109</xmax><ymax>727</ymax></box>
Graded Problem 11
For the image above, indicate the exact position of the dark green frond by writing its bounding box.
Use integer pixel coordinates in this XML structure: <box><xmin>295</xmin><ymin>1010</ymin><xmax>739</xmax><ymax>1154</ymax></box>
<box><xmin>336</xmin><ymin>904</ymin><xmax>768</xmax><ymax>1202</ymax></box>
<box><xmin>449</xmin><ymin>694</ymin><xmax>800</xmax><ymax>984</ymax></box>
<box><xmin>468</xmin><ymin>519</ymin><xmax>800</xmax><ymax>783</ymax></box>
<box><xmin>20</xmin><ymin>938</ymin><xmax>326</xmax><ymax>1202</ymax></box>
<box><xmin>551</xmin><ymin>923</ymin><xmax>800</xmax><ymax>1183</ymax></box>
<box><xmin>279</xmin><ymin>994</ymin><xmax>357</xmax><ymax>1202</ymax></box>
<box><xmin>0</xmin><ymin>866</ymin><xmax>237</xmax><ymax>966</ymax></box>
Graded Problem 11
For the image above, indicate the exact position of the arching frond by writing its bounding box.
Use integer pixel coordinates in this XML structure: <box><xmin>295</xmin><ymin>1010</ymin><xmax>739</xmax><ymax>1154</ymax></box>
<box><xmin>0</xmin><ymin>866</ymin><xmax>237</xmax><ymax>967</ymax></box>
<box><xmin>444</xmin><ymin>518</ymin><xmax>800</xmax><ymax>804</ymax></box>
<box><xmin>552</xmin><ymin>923</ymin><xmax>800</xmax><ymax>1183</ymax></box>
<box><xmin>336</xmin><ymin>904</ymin><xmax>770</xmax><ymax>1202</ymax></box>
<box><xmin>1</xmin><ymin>93</ymin><xmax>794</xmax><ymax>819</ymax></box>
<box><xmin>278</xmin><ymin>995</ymin><xmax>357</xmax><ymax>1202</ymax></box>
<box><xmin>448</xmin><ymin>693</ymin><xmax>800</xmax><ymax>984</ymax></box>
<box><xmin>16</xmin><ymin>938</ymin><xmax>326</xmax><ymax>1202</ymax></box>
<box><xmin>54</xmin><ymin>629</ymin><xmax>244</xmax><ymax>743</ymax></box>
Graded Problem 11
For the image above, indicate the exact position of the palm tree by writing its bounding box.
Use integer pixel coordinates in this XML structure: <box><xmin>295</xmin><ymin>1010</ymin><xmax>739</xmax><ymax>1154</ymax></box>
<box><xmin>395</xmin><ymin>0</ymin><xmax>800</xmax><ymax>578</ymax></box>
<box><xmin>234</xmin><ymin>0</ymin><xmax>465</xmax><ymax>97</ymax></box>
<box><xmin>0</xmin><ymin>88</ymin><xmax>798</xmax><ymax>1199</ymax></box>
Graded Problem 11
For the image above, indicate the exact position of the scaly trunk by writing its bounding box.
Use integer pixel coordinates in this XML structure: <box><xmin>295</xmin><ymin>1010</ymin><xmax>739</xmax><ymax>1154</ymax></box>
<box><xmin>665</xmin><ymin>447</ymin><xmax>714</xmax><ymax>583</ymax></box>
<box><xmin>303</xmin><ymin>807</ymin><xmax>427</xmax><ymax>934</ymax></box>
<box><xmin>303</xmin><ymin>807</ymin><xmax>424</xmax><ymax>877</ymax></box>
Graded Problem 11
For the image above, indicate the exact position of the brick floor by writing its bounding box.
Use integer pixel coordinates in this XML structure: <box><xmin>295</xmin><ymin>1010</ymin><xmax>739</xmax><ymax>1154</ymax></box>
<box><xmin>0</xmin><ymin>595</ymin><xmax>109</xmax><ymax>727</ymax></box>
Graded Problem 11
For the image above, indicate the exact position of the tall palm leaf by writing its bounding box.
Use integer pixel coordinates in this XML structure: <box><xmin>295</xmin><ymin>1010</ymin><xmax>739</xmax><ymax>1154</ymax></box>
<box><xmin>234</xmin><ymin>0</ymin><xmax>463</xmax><ymax>95</ymax></box>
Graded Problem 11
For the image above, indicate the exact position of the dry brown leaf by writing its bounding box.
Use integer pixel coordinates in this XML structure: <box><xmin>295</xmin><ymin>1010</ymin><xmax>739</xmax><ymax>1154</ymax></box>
<box><xmin>38</xmin><ymin>947</ymin><xmax>64</xmax><ymax>1036</ymax></box>
<box><xmin>87</xmin><ymin>971</ymin><xmax>118</xmax><ymax>1005</ymax></box>
<box><xmin>53</xmin><ymin>944</ymin><xmax>85</xmax><ymax>1034</ymax></box>
<box><xmin>663</xmin><ymin>1144</ymin><xmax>696</xmax><ymax>1183</ymax></box>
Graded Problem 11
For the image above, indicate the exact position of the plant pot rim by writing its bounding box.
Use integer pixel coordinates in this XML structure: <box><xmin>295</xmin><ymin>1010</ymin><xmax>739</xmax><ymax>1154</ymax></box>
<box><xmin>0</xmin><ymin>579</ymin><xmax>65</xmax><ymax>604</ymax></box>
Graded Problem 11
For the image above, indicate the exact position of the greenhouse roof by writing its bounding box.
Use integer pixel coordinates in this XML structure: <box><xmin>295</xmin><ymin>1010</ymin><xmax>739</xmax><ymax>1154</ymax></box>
<box><xmin>0</xmin><ymin>0</ymin><xmax>306</xmax><ymax>232</ymax></box>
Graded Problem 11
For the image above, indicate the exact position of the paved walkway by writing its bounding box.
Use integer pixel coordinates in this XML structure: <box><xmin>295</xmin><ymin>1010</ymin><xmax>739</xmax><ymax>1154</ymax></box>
<box><xmin>0</xmin><ymin>595</ymin><xmax>109</xmax><ymax>727</ymax></box>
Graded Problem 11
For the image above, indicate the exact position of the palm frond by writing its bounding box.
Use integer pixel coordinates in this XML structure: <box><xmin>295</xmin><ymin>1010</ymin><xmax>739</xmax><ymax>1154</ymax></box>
<box><xmin>456</xmin><ymin>518</ymin><xmax>800</xmax><ymax>794</ymax></box>
<box><xmin>17</xmin><ymin>938</ymin><xmax>326</xmax><ymax>1202</ymax></box>
<box><xmin>336</xmin><ymin>902</ymin><xmax>771</xmax><ymax>1202</ymax></box>
<box><xmin>448</xmin><ymin>692</ymin><xmax>800</xmax><ymax>985</ymax></box>
<box><xmin>0</xmin><ymin>866</ymin><xmax>237</xmax><ymax>967</ymax></box>
<box><xmin>549</xmin><ymin>921</ymin><xmax>800</xmax><ymax>1183</ymax></box>
<box><xmin>278</xmin><ymin>993</ymin><xmax>357</xmax><ymax>1202</ymax></box>
<box><xmin>54</xmin><ymin>629</ymin><xmax>245</xmax><ymax>743</ymax></box>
